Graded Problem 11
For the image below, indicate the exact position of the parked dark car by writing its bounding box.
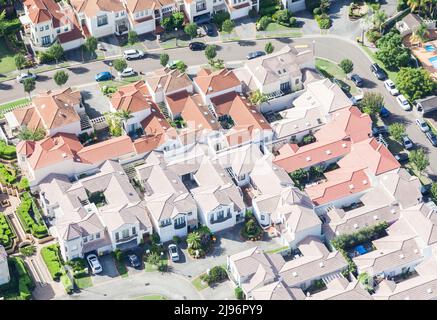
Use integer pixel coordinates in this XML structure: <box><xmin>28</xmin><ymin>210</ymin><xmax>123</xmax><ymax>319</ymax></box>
<box><xmin>247</xmin><ymin>51</ymin><xmax>266</xmax><ymax>60</ymax></box>
<box><xmin>189</xmin><ymin>42</ymin><xmax>206</xmax><ymax>51</ymax></box>
<box><xmin>379</xmin><ymin>106</ymin><xmax>391</xmax><ymax>118</ymax></box>
<box><xmin>372</xmin><ymin>125</ymin><xmax>389</xmax><ymax>137</ymax></box>
<box><xmin>394</xmin><ymin>152</ymin><xmax>409</xmax><ymax>164</ymax></box>
<box><xmin>370</xmin><ymin>63</ymin><xmax>387</xmax><ymax>80</ymax></box>
<box><xmin>426</xmin><ymin>131</ymin><xmax>437</xmax><ymax>147</ymax></box>
<box><xmin>421</xmin><ymin>183</ymin><xmax>432</xmax><ymax>195</ymax></box>
<box><xmin>350</xmin><ymin>74</ymin><xmax>364</xmax><ymax>87</ymax></box>
<box><xmin>128</xmin><ymin>254</ymin><xmax>141</xmax><ymax>268</ymax></box>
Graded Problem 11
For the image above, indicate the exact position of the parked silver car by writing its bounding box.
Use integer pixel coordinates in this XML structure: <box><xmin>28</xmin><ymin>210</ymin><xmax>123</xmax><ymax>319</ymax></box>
<box><xmin>168</xmin><ymin>244</ymin><xmax>179</xmax><ymax>262</ymax></box>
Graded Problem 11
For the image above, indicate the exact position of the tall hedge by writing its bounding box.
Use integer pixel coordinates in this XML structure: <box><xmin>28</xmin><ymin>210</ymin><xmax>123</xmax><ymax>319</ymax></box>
<box><xmin>41</xmin><ymin>244</ymin><xmax>64</xmax><ymax>281</ymax></box>
<box><xmin>16</xmin><ymin>192</ymin><xmax>48</xmax><ymax>239</ymax></box>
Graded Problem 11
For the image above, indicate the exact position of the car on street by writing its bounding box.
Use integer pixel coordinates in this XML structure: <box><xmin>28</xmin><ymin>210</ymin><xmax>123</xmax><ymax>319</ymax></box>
<box><xmin>86</xmin><ymin>254</ymin><xmax>103</xmax><ymax>274</ymax></box>
<box><xmin>425</xmin><ymin>131</ymin><xmax>437</xmax><ymax>146</ymax></box>
<box><xmin>384</xmin><ymin>79</ymin><xmax>399</xmax><ymax>96</ymax></box>
<box><xmin>168</xmin><ymin>244</ymin><xmax>179</xmax><ymax>262</ymax></box>
<box><xmin>379</xmin><ymin>106</ymin><xmax>391</xmax><ymax>118</ymax></box>
<box><xmin>350</xmin><ymin>74</ymin><xmax>363</xmax><ymax>87</ymax></box>
<box><xmin>372</xmin><ymin>125</ymin><xmax>389</xmax><ymax>137</ymax></box>
<box><xmin>166</xmin><ymin>60</ymin><xmax>182</xmax><ymax>69</ymax></box>
<box><xmin>402</xmin><ymin>135</ymin><xmax>414</xmax><ymax>150</ymax></box>
<box><xmin>123</xmin><ymin>49</ymin><xmax>145</xmax><ymax>60</ymax></box>
<box><xmin>118</xmin><ymin>67</ymin><xmax>137</xmax><ymax>78</ymax></box>
<box><xmin>247</xmin><ymin>51</ymin><xmax>266</xmax><ymax>60</ymax></box>
<box><xmin>16</xmin><ymin>72</ymin><xmax>37</xmax><ymax>83</ymax></box>
<box><xmin>127</xmin><ymin>254</ymin><xmax>141</xmax><ymax>268</ymax></box>
<box><xmin>95</xmin><ymin>71</ymin><xmax>113</xmax><ymax>82</ymax></box>
<box><xmin>370</xmin><ymin>63</ymin><xmax>387</xmax><ymax>80</ymax></box>
<box><xmin>189</xmin><ymin>42</ymin><xmax>206</xmax><ymax>51</ymax></box>
<box><xmin>394</xmin><ymin>152</ymin><xmax>409</xmax><ymax>163</ymax></box>
<box><xmin>201</xmin><ymin>23</ymin><xmax>214</xmax><ymax>36</ymax></box>
<box><xmin>415</xmin><ymin>118</ymin><xmax>430</xmax><ymax>132</ymax></box>
<box><xmin>396</xmin><ymin>94</ymin><xmax>412</xmax><ymax>111</ymax></box>
<box><xmin>333</xmin><ymin>78</ymin><xmax>350</xmax><ymax>93</ymax></box>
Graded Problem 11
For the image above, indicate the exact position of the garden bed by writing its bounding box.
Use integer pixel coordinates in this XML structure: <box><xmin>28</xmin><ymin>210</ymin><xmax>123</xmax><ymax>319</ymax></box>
<box><xmin>0</xmin><ymin>213</ymin><xmax>16</xmax><ymax>250</ymax></box>
<box><xmin>0</xmin><ymin>256</ymin><xmax>35</xmax><ymax>300</ymax></box>
<box><xmin>40</xmin><ymin>244</ymin><xmax>64</xmax><ymax>281</ymax></box>
<box><xmin>16</xmin><ymin>192</ymin><xmax>49</xmax><ymax>239</ymax></box>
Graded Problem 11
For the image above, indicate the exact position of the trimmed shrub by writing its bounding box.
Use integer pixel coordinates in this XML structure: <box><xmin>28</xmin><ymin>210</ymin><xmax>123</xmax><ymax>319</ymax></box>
<box><xmin>313</xmin><ymin>7</ymin><xmax>322</xmax><ymax>16</ymax></box>
<box><xmin>212</xmin><ymin>11</ymin><xmax>231</xmax><ymax>30</ymax></box>
<box><xmin>61</xmin><ymin>274</ymin><xmax>74</xmax><ymax>294</ymax></box>
<box><xmin>339</xmin><ymin>58</ymin><xmax>354</xmax><ymax>74</ymax></box>
<box><xmin>13</xmin><ymin>257</ymin><xmax>35</xmax><ymax>300</ymax></box>
<box><xmin>41</xmin><ymin>244</ymin><xmax>64</xmax><ymax>281</ymax></box>
<box><xmin>366</xmin><ymin>30</ymin><xmax>381</xmax><ymax>43</ymax></box>
<box><xmin>19</xmin><ymin>245</ymin><xmax>36</xmax><ymax>257</ymax></box>
<box><xmin>289</xmin><ymin>17</ymin><xmax>297</xmax><ymax>27</ymax></box>
<box><xmin>235</xmin><ymin>286</ymin><xmax>244</xmax><ymax>299</ymax></box>
<box><xmin>0</xmin><ymin>214</ymin><xmax>15</xmax><ymax>249</ymax></box>
<box><xmin>151</xmin><ymin>232</ymin><xmax>161</xmax><ymax>244</ymax></box>
<box><xmin>0</xmin><ymin>141</ymin><xmax>16</xmax><ymax>160</ymax></box>
<box><xmin>315</xmin><ymin>14</ymin><xmax>331</xmax><ymax>29</ymax></box>
<box><xmin>257</xmin><ymin>16</ymin><xmax>272</xmax><ymax>31</ymax></box>
<box><xmin>66</xmin><ymin>258</ymin><xmax>88</xmax><ymax>278</ymax></box>
<box><xmin>0</xmin><ymin>163</ymin><xmax>16</xmax><ymax>185</ymax></box>
<box><xmin>16</xmin><ymin>192</ymin><xmax>48</xmax><ymax>239</ymax></box>
<box><xmin>202</xmin><ymin>266</ymin><xmax>228</xmax><ymax>285</ymax></box>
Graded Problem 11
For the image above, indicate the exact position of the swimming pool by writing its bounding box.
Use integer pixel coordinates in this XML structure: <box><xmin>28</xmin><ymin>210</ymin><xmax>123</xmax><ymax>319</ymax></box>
<box><xmin>425</xmin><ymin>44</ymin><xmax>436</xmax><ymax>52</ymax></box>
<box><xmin>430</xmin><ymin>56</ymin><xmax>437</xmax><ymax>69</ymax></box>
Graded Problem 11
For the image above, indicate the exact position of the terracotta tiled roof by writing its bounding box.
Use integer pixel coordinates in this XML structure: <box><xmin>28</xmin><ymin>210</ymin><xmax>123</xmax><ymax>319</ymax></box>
<box><xmin>194</xmin><ymin>68</ymin><xmax>241</xmax><ymax>96</ymax></box>
<box><xmin>110</xmin><ymin>81</ymin><xmax>151</xmax><ymax>113</ymax></box>
<box><xmin>126</xmin><ymin>0</ymin><xmax>174</xmax><ymax>12</ymax></box>
<box><xmin>71</xmin><ymin>0</ymin><xmax>124</xmax><ymax>16</ymax></box>
<box><xmin>165</xmin><ymin>90</ymin><xmax>190</xmax><ymax>115</ymax></box>
<box><xmin>140</xmin><ymin>105</ymin><xmax>177</xmax><ymax>139</ymax></box>
<box><xmin>77</xmin><ymin>135</ymin><xmax>135</xmax><ymax>164</ymax></box>
<box><xmin>145</xmin><ymin>68</ymin><xmax>192</xmax><ymax>95</ymax></box>
<box><xmin>25</xmin><ymin>0</ymin><xmax>58</xmax><ymax>25</ymax></box>
<box><xmin>16</xmin><ymin>140</ymin><xmax>36</xmax><ymax>156</ymax></box>
<box><xmin>181</xmin><ymin>95</ymin><xmax>221</xmax><ymax>131</ymax></box>
<box><xmin>133</xmin><ymin>134</ymin><xmax>166</xmax><ymax>154</ymax></box>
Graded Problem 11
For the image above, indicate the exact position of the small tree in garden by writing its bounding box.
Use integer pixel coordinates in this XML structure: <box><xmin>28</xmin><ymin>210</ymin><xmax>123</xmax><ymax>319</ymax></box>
<box><xmin>249</xmin><ymin>89</ymin><xmax>268</xmax><ymax>105</ymax></box>
<box><xmin>172</xmin><ymin>11</ymin><xmax>185</xmax><ymax>29</ymax></box>
<box><xmin>409</xmin><ymin>148</ymin><xmax>429</xmax><ymax>177</ymax></box>
<box><xmin>222</xmin><ymin>19</ymin><xmax>235</xmax><ymax>33</ymax></box>
<box><xmin>388</xmin><ymin>123</ymin><xmax>406</xmax><ymax>143</ymax></box>
<box><xmin>396</xmin><ymin>67</ymin><xmax>436</xmax><ymax>101</ymax></box>
<box><xmin>147</xmin><ymin>252</ymin><xmax>161</xmax><ymax>266</ymax></box>
<box><xmin>161</xmin><ymin>17</ymin><xmax>174</xmax><ymax>32</ymax></box>
<box><xmin>48</xmin><ymin>43</ymin><xmax>64</xmax><ymax>65</ymax></box>
<box><xmin>257</xmin><ymin>16</ymin><xmax>271</xmax><ymax>31</ymax></box>
<box><xmin>339</xmin><ymin>58</ymin><xmax>353</xmax><ymax>74</ymax></box>
<box><xmin>54</xmin><ymin>70</ymin><xmax>69</xmax><ymax>87</ymax></box>
<box><xmin>84</xmin><ymin>36</ymin><xmax>98</xmax><ymax>60</ymax></box>
<box><xmin>265</xmin><ymin>42</ymin><xmax>274</xmax><ymax>54</ymax></box>
<box><xmin>235</xmin><ymin>287</ymin><xmax>244</xmax><ymax>299</ymax></box>
<box><xmin>23</xmin><ymin>78</ymin><xmax>35</xmax><ymax>99</ymax></box>
<box><xmin>360</xmin><ymin>92</ymin><xmax>384</xmax><ymax>116</ymax></box>
<box><xmin>175</xmin><ymin>61</ymin><xmax>187</xmax><ymax>73</ymax></box>
<box><xmin>184</xmin><ymin>23</ymin><xmax>198</xmax><ymax>39</ymax></box>
<box><xmin>205</xmin><ymin>45</ymin><xmax>217</xmax><ymax>60</ymax></box>
<box><xmin>187</xmin><ymin>232</ymin><xmax>201</xmax><ymax>250</ymax></box>
<box><xmin>128</xmin><ymin>30</ymin><xmax>138</xmax><ymax>45</ymax></box>
<box><xmin>113</xmin><ymin>58</ymin><xmax>127</xmax><ymax>74</ymax></box>
<box><xmin>15</xmin><ymin>53</ymin><xmax>26</xmax><ymax>71</ymax></box>
<box><xmin>430</xmin><ymin>183</ymin><xmax>437</xmax><ymax>202</ymax></box>
<box><xmin>160</xmin><ymin>53</ymin><xmax>169</xmax><ymax>67</ymax></box>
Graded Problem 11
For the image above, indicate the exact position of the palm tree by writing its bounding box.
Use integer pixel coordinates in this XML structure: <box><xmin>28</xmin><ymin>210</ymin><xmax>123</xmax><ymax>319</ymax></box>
<box><xmin>116</xmin><ymin>110</ymin><xmax>134</xmax><ymax>134</ymax></box>
<box><xmin>407</xmin><ymin>0</ymin><xmax>421</xmax><ymax>13</ymax></box>
<box><xmin>187</xmin><ymin>232</ymin><xmax>201</xmax><ymax>250</ymax></box>
<box><xmin>249</xmin><ymin>90</ymin><xmax>268</xmax><ymax>105</ymax></box>
<box><xmin>411</xmin><ymin>22</ymin><xmax>429</xmax><ymax>46</ymax></box>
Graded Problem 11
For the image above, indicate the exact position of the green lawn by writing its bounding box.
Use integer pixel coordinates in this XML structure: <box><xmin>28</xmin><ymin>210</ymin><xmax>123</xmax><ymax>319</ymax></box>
<box><xmin>191</xmin><ymin>274</ymin><xmax>209</xmax><ymax>291</ymax></box>
<box><xmin>133</xmin><ymin>294</ymin><xmax>167</xmax><ymax>300</ymax></box>
<box><xmin>0</xmin><ymin>98</ymin><xmax>31</xmax><ymax>114</ymax></box>
<box><xmin>425</xmin><ymin>120</ymin><xmax>437</xmax><ymax>136</ymax></box>
<box><xmin>0</xmin><ymin>39</ymin><xmax>17</xmax><ymax>75</ymax></box>
<box><xmin>315</xmin><ymin>58</ymin><xmax>359</xmax><ymax>95</ymax></box>
<box><xmin>98</xmin><ymin>75</ymin><xmax>142</xmax><ymax>88</ymax></box>
<box><xmin>265</xmin><ymin>246</ymin><xmax>289</xmax><ymax>254</ymax></box>
<box><xmin>74</xmin><ymin>276</ymin><xmax>93</xmax><ymax>289</ymax></box>
<box><xmin>405</xmin><ymin>163</ymin><xmax>432</xmax><ymax>185</ymax></box>
<box><xmin>144</xmin><ymin>257</ymin><xmax>168</xmax><ymax>272</ymax></box>
<box><xmin>264</xmin><ymin>23</ymin><xmax>302</xmax><ymax>37</ymax></box>
<box><xmin>160</xmin><ymin>38</ymin><xmax>191</xmax><ymax>49</ymax></box>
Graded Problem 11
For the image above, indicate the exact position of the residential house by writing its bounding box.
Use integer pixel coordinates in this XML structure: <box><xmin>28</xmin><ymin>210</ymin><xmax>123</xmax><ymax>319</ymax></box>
<box><xmin>0</xmin><ymin>245</ymin><xmax>10</xmax><ymax>286</ymax></box>
<box><xmin>227</xmin><ymin>236</ymin><xmax>348</xmax><ymax>299</ymax></box>
<box><xmin>20</xmin><ymin>0</ymin><xmax>84</xmax><ymax>51</ymax></box>
<box><xmin>135</xmin><ymin>152</ymin><xmax>198</xmax><ymax>242</ymax></box>
<box><xmin>305</xmin><ymin>278</ymin><xmax>373</xmax><ymax>300</ymax></box>
<box><xmin>4</xmin><ymin>88</ymin><xmax>92</xmax><ymax>139</ymax></box>
<box><xmin>71</xmin><ymin>0</ymin><xmax>129</xmax><ymax>38</ymax></box>
<box><xmin>39</xmin><ymin>160</ymin><xmax>152</xmax><ymax>261</ymax></box>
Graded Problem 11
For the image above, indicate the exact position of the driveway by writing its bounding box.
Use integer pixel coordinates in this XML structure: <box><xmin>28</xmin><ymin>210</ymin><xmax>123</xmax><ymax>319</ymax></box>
<box><xmin>234</xmin><ymin>17</ymin><xmax>257</xmax><ymax>40</ymax></box>
<box><xmin>99</xmin><ymin>35</ymin><xmax>122</xmax><ymax>58</ymax></box>
<box><xmin>89</xmin><ymin>254</ymin><xmax>120</xmax><ymax>285</ymax></box>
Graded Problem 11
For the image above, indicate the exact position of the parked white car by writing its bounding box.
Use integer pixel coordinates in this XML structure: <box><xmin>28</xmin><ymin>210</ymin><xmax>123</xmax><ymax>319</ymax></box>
<box><xmin>122</xmin><ymin>49</ymin><xmax>145</xmax><ymax>60</ymax></box>
<box><xmin>118</xmin><ymin>67</ymin><xmax>136</xmax><ymax>78</ymax></box>
<box><xmin>415</xmin><ymin>118</ymin><xmax>430</xmax><ymax>132</ymax></box>
<box><xmin>402</xmin><ymin>136</ymin><xmax>414</xmax><ymax>150</ymax></box>
<box><xmin>396</xmin><ymin>95</ymin><xmax>412</xmax><ymax>111</ymax></box>
<box><xmin>168</xmin><ymin>244</ymin><xmax>179</xmax><ymax>262</ymax></box>
<box><xmin>384</xmin><ymin>79</ymin><xmax>399</xmax><ymax>96</ymax></box>
<box><xmin>16</xmin><ymin>72</ymin><xmax>36</xmax><ymax>83</ymax></box>
<box><xmin>86</xmin><ymin>254</ymin><xmax>103</xmax><ymax>274</ymax></box>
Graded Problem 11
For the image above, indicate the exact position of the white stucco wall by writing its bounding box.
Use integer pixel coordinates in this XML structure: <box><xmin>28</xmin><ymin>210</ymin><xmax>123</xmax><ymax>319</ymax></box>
<box><xmin>0</xmin><ymin>254</ymin><xmax>10</xmax><ymax>285</ymax></box>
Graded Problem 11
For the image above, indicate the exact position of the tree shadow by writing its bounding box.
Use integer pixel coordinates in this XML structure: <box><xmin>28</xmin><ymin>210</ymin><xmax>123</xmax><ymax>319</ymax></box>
<box><xmin>67</xmin><ymin>66</ymin><xmax>89</xmax><ymax>75</ymax></box>
<box><xmin>0</xmin><ymin>82</ymin><xmax>13</xmax><ymax>90</ymax></box>
<box><xmin>237</xmin><ymin>40</ymin><xmax>256</xmax><ymax>47</ymax></box>
<box><xmin>36</xmin><ymin>75</ymin><xmax>50</xmax><ymax>82</ymax></box>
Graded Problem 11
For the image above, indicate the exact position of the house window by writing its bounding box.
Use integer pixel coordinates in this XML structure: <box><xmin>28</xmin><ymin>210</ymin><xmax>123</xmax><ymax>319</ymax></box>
<box><xmin>295</xmin><ymin>78</ymin><xmax>300</xmax><ymax>85</ymax></box>
<box><xmin>89</xmin><ymin>234</ymin><xmax>94</xmax><ymax>241</ymax></box>
<box><xmin>261</xmin><ymin>215</ymin><xmax>265</xmax><ymax>221</ymax></box>
<box><xmin>115</xmin><ymin>232</ymin><xmax>119</xmax><ymax>241</ymax></box>
<box><xmin>57</xmin><ymin>28</ymin><xmax>60</xmax><ymax>34</ymax></box>
<box><xmin>122</xmin><ymin>229</ymin><xmax>129</xmax><ymax>239</ymax></box>
<box><xmin>97</xmin><ymin>15</ymin><xmax>108</xmax><ymax>27</ymax></box>
<box><xmin>115</xmin><ymin>12</ymin><xmax>119</xmax><ymax>18</ymax></box>
<box><xmin>132</xmin><ymin>227</ymin><xmax>137</xmax><ymax>235</ymax></box>
<box><xmin>41</xmin><ymin>35</ymin><xmax>51</xmax><ymax>45</ymax></box>
<box><xmin>174</xmin><ymin>216</ymin><xmax>186</xmax><ymax>229</ymax></box>
<box><xmin>83</xmin><ymin>237</ymin><xmax>88</xmax><ymax>243</ymax></box>
<box><xmin>196</xmin><ymin>1</ymin><xmax>207</xmax><ymax>12</ymax></box>
<box><xmin>280</xmin><ymin>81</ymin><xmax>291</xmax><ymax>92</ymax></box>
<box><xmin>160</xmin><ymin>218</ymin><xmax>172</xmax><ymax>227</ymax></box>
<box><xmin>64</xmin><ymin>26</ymin><xmax>68</xmax><ymax>32</ymax></box>
<box><xmin>121</xmin><ymin>11</ymin><xmax>125</xmax><ymax>16</ymax></box>
<box><xmin>45</xmin><ymin>25</ymin><xmax>49</xmax><ymax>30</ymax></box>
<box><xmin>217</xmin><ymin>210</ymin><xmax>224</xmax><ymax>219</ymax></box>
<box><xmin>39</xmin><ymin>26</ymin><xmax>44</xmax><ymax>31</ymax></box>
<box><xmin>96</xmin><ymin>233</ymin><xmax>100</xmax><ymax>239</ymax></box>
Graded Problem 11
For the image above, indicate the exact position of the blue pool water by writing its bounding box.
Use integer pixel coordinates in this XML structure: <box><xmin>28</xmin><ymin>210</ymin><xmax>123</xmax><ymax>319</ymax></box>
<box><xmin>430</xmin><ymin>56</ymin><xmax>437</xmax><ymax>69</ymax></box>
<box><xmin>355</xmin><ymin>245</ymin><xmax>367</xmax><ymax>255</ymax></box>
<box><xmin>425</xmin><ymin>44</ymin><xmax>436</xmax><ymax>52</ymax></box>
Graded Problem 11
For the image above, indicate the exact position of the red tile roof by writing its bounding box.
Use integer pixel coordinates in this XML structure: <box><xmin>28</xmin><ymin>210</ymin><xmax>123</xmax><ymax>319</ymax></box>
<box><xmin>194</xmin><ymin>68</ymin><xmax>241</xmax><ymax>96</ymax></box>
<box><xmin>110</xmin><ymin>81</ymin><xmax>151</xmax><ymax>113</ymax></box>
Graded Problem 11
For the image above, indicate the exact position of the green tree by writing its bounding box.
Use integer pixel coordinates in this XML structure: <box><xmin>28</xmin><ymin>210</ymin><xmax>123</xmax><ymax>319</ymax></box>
<box><xmin>212</xmin><ymin>11</ymin><xmax>230</xmax><ymax>30</ymax></box>
<box><xmin>161</xmin><ymin>17</ymin><xmax>174</xmax><ymax>32</ymax></box>
<box><xmin>205</xmin><ymin>45</ymin><xmax>217</xmax><ymax>60</ymax></box>
<box><xmin>372</xmin><ymin>9</ymin><xmax>387</xmax><ymax>33</ymax></box>
<box><xmin>53</xmin><ymin>70</ymin><xmax>69</xmax><ymax>87</ymax></box>
<box><xmin>172</xmin><ymin>11</ymin><xmax>185</xmax><ymax>29</ymax></box>
<box><xmin>113</xmin><ymin>58</ymin><xmax>128</xmax><ymax>73</ymax></box>
<box><xmin>257</xmin><ymin>16</ymin><xmax>271</xmax><ymax>31</ymax></box>
<box><xmin>23</xmin><ymin>78</ymin><xmax>35</xmax><ymax>99</ymax></box>
<box><xmin>175</xmin><ymin>61</ymin><xmax>187</xmax><ymax>73</ymax></box>
<box><xmin>128</xmin><ymin>30</ymin><xmax>138</xmax><ymax>45</ymax></box>
<box><xmin>84</xmin><ymin>36</ymin><xmax>98</xmax><ymax>60</ymax></box>
<box><xmin>388</xmin><ymin>123</ymin><xmax>406</xmax><ymax>143</ymax></box>
<box><xmin>249</xmin><ymin>89</ymin><xmax>268</xmax><ymax>105</ymax></box>
<box><xmin>409</xmin><ymin>148</ymin><xmax>429</xmax><ymax>177</ymax></box>
<box><xmin>0</xmin><ymin>10</ymin><xmax>7</xmax><ymax>38</ymax></box>
<box><xmin>376</xmin><ymin>31</ymin><xmax>410</xmax><ymax>70</ymax></box>
<box><xmin>411</xmin><ymin>22</ymin><xmax>430</xmax><ymax>46</ymax></box>
<box><xmin>17</xmin><ymin>127</ymin><xmax>46</xmax><ymax>141</ymax></box>
<box><xmin>116</xmin><ymin>110</ymin><xmax>133</xmax><ymax>133</ymax></box>
<box><xmin>360</xmin><ymin>92</ymin><xmax>384</xmax><ymax>116</ymax></box>
<box><xmin>272</xmin><ymin>9</ymin><xmax>290</xmax><ymax>24</ymax></box>
<box><xmin>160</xmin><ymin>53</ymin><xmax>169</xmax><ymax>67</ymax></box>
<box><xmin>265</xmin><ymin>42</ymin><xmax>274</xmax><ymax>54</ymax></box>
<box><xmin>184</xmin><ymin>23</ymin><xmax>198</xmax><ymax>39</ymax></box>
<box><xmin>430</xmin><ymin>182</ymin><xmax>437</xmax><ymax>202</ymax></box>
<box><xmin>187</xmin><ymin>232</ymin><xmax>201</xmax><ymax>250</ymax></box>
<box><xmin>14</xmin><ymin>53</ymin><xmax>26</xmax><ymax>71</ymax></box>
<box><xmin>147</xmin><ymin>252</ymin><xmax>161</xmax><ymax>266</ymax></box>
<box><xmin>396</xmin><ymin>67</ymin><xmax>436</xmax><ymax>101</ymax></box>
<box><xmin>339</xmin><ymin>58</ymin><xmax>353</xmax><ymax>74</ymax></box>
<box><xmin>319</xmin><ymin>0</ymin><xmax>330</xmax><ymax>13</ymax></box>
<box><xmin>222</xmin><ymin>19</ymin><xmax>235</xmax><ymax>34</ymax></box>
<box><xmin>305</xmin><ymin>0</ymin><xmax>321</xmax><ymax>12</ymax></box>
<box><xmin>47</xmin><ymin>43</ymin><xmax>64</xmax><ymax>65</ymax></box>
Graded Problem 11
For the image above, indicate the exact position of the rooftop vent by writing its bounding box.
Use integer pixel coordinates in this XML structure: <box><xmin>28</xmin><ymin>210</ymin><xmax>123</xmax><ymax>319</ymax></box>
<box><xmin>326</xmin><ymin>150</ymin><xmax>332</xmax><ymax>155</ymax></box>
<box><xmin>319</xmin><ymin>262</ymin><xmax>324</xmax><ymax>268</ymax></box>
<box><xmin>363</xmin><ymin>180</ymin><xmax>368</xmax><ymax>185</ymax></box>
<box><xmin>349</xmin><ymin>184</ymin><xmax>354</xmax><ymax>189</ymax></box>
<box><xmin>306</xmin><ymin>156</ymin><xmax>311</xmax><ymax>162</ymax></box>
<box><xmin>342</xmin><ymin>143</ymin><xmax>347</xmax><ymax>148</ymax></box>
<box><xmin>427</xmin><ymin>288</ymin><xmax>433</xmax><ymax>294</ymax></box>
<box><xmin>373</xmin><ymin>215</ymin><xmax>378</xmax><ymax>220</ymax></box>
<box><xmin>391</xmin><ymin>208</ymin><xmax>397</xmax><ymax>214</ymax></box>
<box><xmin>294</xmin><ymin>124</ymin><xmax>298</xmax><ymax>129</ymax></box>
<box><xmin>414</xmin><ymin>249</ymin><xmax>419</xmax><ymax>254</ymax></box>
<box><xmin>306</xmin><ymin>122</ymin><xmax>310</xmax><ymax>127</ymax></box>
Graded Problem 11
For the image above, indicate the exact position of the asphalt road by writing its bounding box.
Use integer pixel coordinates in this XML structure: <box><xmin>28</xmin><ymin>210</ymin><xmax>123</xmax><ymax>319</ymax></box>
<box><xmin>1</xmin><ymin>36</ymin><xmax>435</xmax><ymax>177</ymax></box>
